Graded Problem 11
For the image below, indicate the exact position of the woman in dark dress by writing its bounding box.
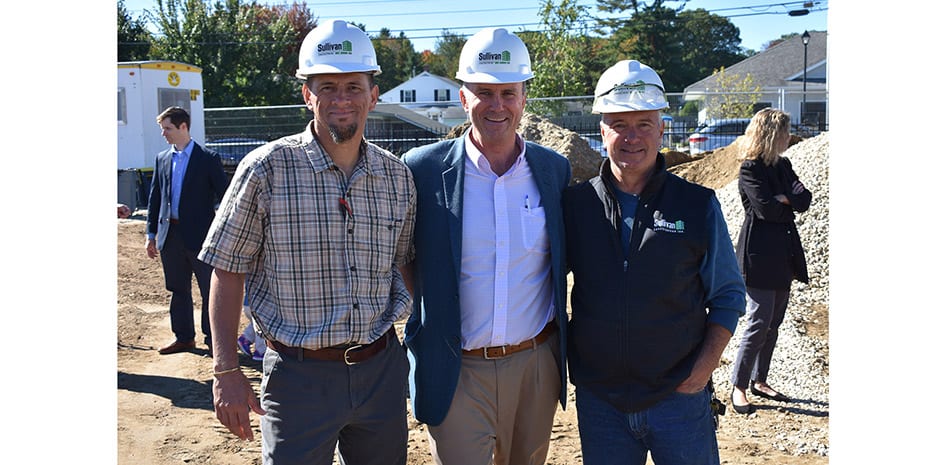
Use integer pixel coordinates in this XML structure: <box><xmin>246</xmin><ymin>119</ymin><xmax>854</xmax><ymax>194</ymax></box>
<box><xmin>729</xmin><ymin>108</ymin><xmax>813</xmax><ymax>414</ymax></box>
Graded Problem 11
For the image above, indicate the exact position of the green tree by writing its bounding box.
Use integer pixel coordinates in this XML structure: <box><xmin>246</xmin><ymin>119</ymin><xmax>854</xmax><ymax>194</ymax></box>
<box><xmin>594</xmin><ymin>1</ymin><xmax>746</xmax><ymax>91</ymax></box>
<box><xmin>149</xmin><ymin>0</ymin><xmax>314</xmax><ymax>107</ymax></box>
<box><xmin>703</xmin><ymin>66</ymin><xmax>761</xmax><ymax>119</ymax></box>
<box><xmin>371</xmin><ymin>28</ymin><xmax>420</xmax><ymax>93</ymax></box>
<box><xmin>677</xmin><ymin>99</ymin><xmax>698</xmax><ymax>117</ymax></box>
<box><xmin>118</xmin><ymin>0</ymin><xmax>152</xmax><ymax>61</ymax></box>
<box><xmin>580</xmin><ymin>35</ymin><xmax>615</xmax><ymax>95</ymax></box>
<box><xmin>596</xmin><ymin>0</ymin><xmax>684</xmax><ymax>90</ymax></box>
<box><xmin>525</xmin><ymin>0</ymin><xmax>592</xmax><ymax>116</ymax></box>
<box><xmin>674</xmin><ymin>8</ymin><xmax>746</xmax><ymax>90</ymax></box>
<box><xmin>424</xmin><ymin>30</ymin><xmax>466</xmax><ymax>80</ymax></box>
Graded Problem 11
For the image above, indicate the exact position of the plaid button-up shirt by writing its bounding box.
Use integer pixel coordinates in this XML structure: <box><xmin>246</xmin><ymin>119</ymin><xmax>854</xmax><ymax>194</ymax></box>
<box><xmin>199</xmin><ymin>124</ymin><xmax>416</xmax><ymax>350</ymax></box>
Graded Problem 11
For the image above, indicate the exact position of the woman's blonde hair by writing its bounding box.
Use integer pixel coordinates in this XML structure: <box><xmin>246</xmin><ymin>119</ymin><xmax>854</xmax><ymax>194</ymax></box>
<box><xmin>740</xmin><ymin>108</ymin><xmax>790</xmax><ymax>164</ymax></box>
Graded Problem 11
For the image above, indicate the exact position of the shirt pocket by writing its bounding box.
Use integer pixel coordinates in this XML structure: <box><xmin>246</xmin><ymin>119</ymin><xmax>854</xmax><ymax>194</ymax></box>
<box><xmin>520</xmin><ymin>206</ymin><xmax>549</xmax><ymax>253</ymax></box>
<box><xmin>361</xmin><ymin>216</ymin><xmax>400</xmax><ymax>270</ymax></box>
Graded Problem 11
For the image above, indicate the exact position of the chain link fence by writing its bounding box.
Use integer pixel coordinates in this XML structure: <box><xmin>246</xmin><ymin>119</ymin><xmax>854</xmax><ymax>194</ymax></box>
<box><xmin>203</xmin><ymin>92</ymin><xmax>827</xmax><ymax>161</ymax></box>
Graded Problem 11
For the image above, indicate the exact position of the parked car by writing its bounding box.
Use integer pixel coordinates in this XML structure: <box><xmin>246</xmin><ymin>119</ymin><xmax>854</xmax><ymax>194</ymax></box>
<box><xmin>687</xmin><ymin>118</ymin><xmax>750</xmax><ymax>155</ymax></box>
<box><xmin>206</xmin><ymin>137</ymin><xmax>268</xmax><ymax>172</ymax></box>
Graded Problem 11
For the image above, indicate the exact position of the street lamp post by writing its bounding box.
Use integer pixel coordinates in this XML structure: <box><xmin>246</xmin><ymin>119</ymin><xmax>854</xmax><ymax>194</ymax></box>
<box><xmin>802</xmin><ymin>30</ymin><xmax>811</xmax><ymax>124</ymax></box>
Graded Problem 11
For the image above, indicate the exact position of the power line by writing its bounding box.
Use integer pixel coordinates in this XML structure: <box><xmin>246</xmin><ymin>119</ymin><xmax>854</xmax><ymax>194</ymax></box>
<box><xmin>122</xmin><ymin>0</ymin><xmax>826</xmax><ymax>47</ymax></box>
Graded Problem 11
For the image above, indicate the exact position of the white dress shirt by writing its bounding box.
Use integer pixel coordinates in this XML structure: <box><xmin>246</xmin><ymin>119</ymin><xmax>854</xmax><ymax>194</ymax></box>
<box><xmin>459</xmin><ymin>133</ymin><xmax>554</xmax><ymax>350</ymax></box>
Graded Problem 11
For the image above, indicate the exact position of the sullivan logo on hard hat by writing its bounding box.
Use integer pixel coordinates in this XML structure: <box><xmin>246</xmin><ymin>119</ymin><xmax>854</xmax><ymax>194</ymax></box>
<box><xmin>478</xmin><ymin>50</ymin><xmax>511</xmax><ymax>64</ymax></box>
<box><xmin>611</xmin><ymin>80</ymin><xmax>654</xmax><ymax>94</ymax></box>
<box><xmin>318</xmin><ymin>40</ymin><xmax>353</xmax><ymax>55</ymax></box>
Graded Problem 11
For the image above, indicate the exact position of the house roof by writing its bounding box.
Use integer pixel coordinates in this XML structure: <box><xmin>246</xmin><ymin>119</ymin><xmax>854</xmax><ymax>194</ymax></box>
<box><xmin>684</xmin><ymin>30</ymin><xmax>827</xmax><ymax>93</ymax></box>
<box><xmin>372</xmin><ymin>103</ymin><xmax>451</xmax><ymax>133</ymax></box>
<box><xmin>417</xmin><ymin>70</ymin><xmax>461</xmax><ymax>89</ymax></box>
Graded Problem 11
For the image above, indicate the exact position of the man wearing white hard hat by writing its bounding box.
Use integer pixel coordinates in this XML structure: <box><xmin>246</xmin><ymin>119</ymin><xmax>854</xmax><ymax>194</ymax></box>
<box><xmin>562</xmin><ymin>59</ymin><xmax>745</xmax><ymax>465</ymax></box>
<box><xmin>199</xmin><ymin>19</ymin><xmax>416</xmax><ymax>465</ymax></box>
<box><xmin>401</xmin><ymin>27</ymin><xmax>571</xmax><ymax>465</ymax></box>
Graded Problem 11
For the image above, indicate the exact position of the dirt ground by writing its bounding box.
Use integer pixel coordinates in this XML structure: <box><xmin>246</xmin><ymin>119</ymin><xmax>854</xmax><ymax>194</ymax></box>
<box><xmin>117</xmin><ymin>220</ymin><xmax>827</xmax><ymax>464</ymax></box>
<box><xmin>117</xmin><ymin>128</ymin><xmax>826</xmax><ymax>465</ymax></box>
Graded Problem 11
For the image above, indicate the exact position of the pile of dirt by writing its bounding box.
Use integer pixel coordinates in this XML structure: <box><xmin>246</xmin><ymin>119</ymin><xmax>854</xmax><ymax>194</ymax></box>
<box><xmin>515</xmin><ymin>113</ymin><xmax>602</xmax><ymax>185</ymax></box>
<box><xmin>669</xmin><ymin>134</ymin><xmax>805</xmax><ymax>190</ymax></box>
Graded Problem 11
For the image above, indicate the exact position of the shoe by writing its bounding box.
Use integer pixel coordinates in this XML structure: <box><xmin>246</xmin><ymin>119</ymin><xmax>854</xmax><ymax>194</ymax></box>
<box><xmin>251</xmin><ymin>350</ymin><xmax>264</xmax><ymax>362</ymax></box>
<box><xmin>730</xmin><ymin>395</ymin><xmax>754</xmax><ymax>414</ymax></box>
<box><xmin>750</xmin><ymin>383</ymin><xmax>791</xmax><ymax>402</ymax></box>
<box><xmin>158</xmin><ymin>339</ymin><xmax>196</xmax><ymax>355</ymax></box>
<box><xmin>237</xmin><ymin>335</ymin><xmax>252</xmax><ymax>357</ymax></box>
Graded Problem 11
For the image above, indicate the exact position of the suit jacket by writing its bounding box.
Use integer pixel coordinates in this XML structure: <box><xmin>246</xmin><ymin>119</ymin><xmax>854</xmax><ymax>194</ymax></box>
<box><xmin>401</xmin><ymin>137</ymin><xmax>571</xmax><ymax>426</ymax></box>
<box><xmin>147</xmin><ymin>142</ymin><xmax>230</xmax><ymax>252</ymax></box>
<box><xmin>735</xmin><ymin>157</ymin><xmax>812</xmax><ymax>289</ymax></box>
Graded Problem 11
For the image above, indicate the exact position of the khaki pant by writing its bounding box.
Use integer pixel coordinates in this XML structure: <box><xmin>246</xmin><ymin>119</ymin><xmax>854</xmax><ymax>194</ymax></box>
<box><xmin>427</xmin><ymin>333</ymin><xmax>561</xmax><ymax>465</ymax></box>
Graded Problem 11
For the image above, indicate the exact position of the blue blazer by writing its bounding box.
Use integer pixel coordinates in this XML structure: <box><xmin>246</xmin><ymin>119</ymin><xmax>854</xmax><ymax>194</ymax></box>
<box><xmin>147</xmin><ymin>142</ymin><xmax>230</xmax><ymax>252</ymax></box>
<box><xmin>402</xmin><ymin>137</ymin><xmax>571</xmax><ymax>426</ymax></box>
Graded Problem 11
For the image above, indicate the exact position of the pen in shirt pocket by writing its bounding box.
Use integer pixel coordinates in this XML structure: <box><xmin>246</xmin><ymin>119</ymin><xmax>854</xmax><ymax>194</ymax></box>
<box><xmin>525</xmin><ymin>195</ymin><xmax>531</xmax><ymax>211</ymax></box>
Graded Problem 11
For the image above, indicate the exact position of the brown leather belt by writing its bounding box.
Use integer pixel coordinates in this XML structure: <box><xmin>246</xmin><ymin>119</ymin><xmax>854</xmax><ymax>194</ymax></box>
<box><xmin>169</xmin><ymin>218</ymin><xmax>180</xmax><ymax>225</ymax></box>
<box><xmin>462</xmin><ymin>320</ymin><xmax>557</xmax><ymax>360</ymax></box>
<box><xmin>266</xmin><ymin>329</ymin><xmax>392</xmax><ymax>365</ymax></box>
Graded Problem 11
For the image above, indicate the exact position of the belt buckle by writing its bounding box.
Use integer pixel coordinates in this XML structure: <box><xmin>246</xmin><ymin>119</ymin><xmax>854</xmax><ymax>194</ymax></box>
<box><xmin>343</xmin><ymin>344</ymin><xmax>363</xmax><ymax>365</ymax></box>
<box><xmin>483</xmin><ymin>345</ymin><xmax>507</xmax><ymax>360</ymax></box>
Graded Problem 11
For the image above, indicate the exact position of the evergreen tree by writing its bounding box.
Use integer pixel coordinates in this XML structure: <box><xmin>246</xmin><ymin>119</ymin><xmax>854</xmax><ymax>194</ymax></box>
<box><xmin>118</xmin><ymin>0</ymin><xmax>152</xmax><ymax>61</ymax></box>
<box><xmin>594</xmin><ymin>0</ymin><xmax>746</xmax><ymax>91</ymax></box>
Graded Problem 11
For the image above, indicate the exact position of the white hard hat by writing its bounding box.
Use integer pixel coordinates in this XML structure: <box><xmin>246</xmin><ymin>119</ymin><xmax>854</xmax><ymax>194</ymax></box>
<box><xmin>592</xmin><ymin>60</ymin><xmax>668</xmax><ymax>113</ymax></box>
<box><xmin>455</xmin><ymin>27</ymin><xmax>534</xmax><ymax>84</ymax></box>
<box><xmin>296</xmin><ymin>19</ymin><xmax>382</xmax><ymax>79</ymax></box>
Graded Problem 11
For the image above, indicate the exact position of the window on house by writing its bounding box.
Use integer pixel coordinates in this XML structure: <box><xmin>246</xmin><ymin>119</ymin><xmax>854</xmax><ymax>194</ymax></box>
<box><xmin>401</xmin><ymin>90</ymin><xmax>416</xmax><ymax>102</ymax></box>
<box><xmin>434</xmin><ymin>89</ymin><xmax>450</xmax><ymax>102</ymax></box>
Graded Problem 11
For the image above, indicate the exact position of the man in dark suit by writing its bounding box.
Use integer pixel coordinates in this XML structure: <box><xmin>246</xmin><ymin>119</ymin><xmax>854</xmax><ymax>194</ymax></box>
<box><xmin>146</xmin><ymin>106</ymin><xmax>229</xmax><ymax>355</ymax></box>
<box><xmin>401</xmin><ymin>28</ymin><xmax>571</xmax><ymax>465</ymax></box>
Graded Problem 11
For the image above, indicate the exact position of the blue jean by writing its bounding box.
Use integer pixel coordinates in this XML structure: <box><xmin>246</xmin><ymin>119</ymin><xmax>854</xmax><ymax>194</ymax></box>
<box><xmin>575</xmin><ymin>386</ymin><xmax>719</xmax><ymax>465</ymax></box>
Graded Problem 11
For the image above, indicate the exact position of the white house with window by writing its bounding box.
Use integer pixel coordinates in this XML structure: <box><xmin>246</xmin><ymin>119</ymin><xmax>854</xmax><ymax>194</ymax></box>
<box><xmin>379</xmin><ymin>71</ymin><xmax>466</xmax><ymax>126</ymax></box>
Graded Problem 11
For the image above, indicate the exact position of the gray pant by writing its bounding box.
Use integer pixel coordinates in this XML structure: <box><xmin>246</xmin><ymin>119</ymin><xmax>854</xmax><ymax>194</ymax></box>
<box><xmin>731</xmin><ymin>286</ymin><xmax>791</xmax><ymax>390</ymax></box>
<box><xmin>259</xmin><ymin>333</ymin><xmax>409</xmax><ymax>465</ymax></box>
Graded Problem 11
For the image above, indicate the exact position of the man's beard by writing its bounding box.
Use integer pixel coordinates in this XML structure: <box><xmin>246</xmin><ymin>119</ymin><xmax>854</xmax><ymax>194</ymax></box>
<box><xmin>328</xmin><ymin>122</ymin><xmax>358</xmax><ymax>144</ymax></box>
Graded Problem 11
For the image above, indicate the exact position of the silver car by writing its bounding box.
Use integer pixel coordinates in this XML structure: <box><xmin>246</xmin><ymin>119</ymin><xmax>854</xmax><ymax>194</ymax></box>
<box><xmin>688</xmin><ymin>118</ymin><xmax>750</xmax><ymax>155</ymax></box>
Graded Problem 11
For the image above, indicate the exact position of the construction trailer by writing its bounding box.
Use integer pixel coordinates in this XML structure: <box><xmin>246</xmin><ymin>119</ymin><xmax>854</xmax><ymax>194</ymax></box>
<box><xmin>117</xmin><ymin>61</ymin><xmax>204</xmax><ymax>208</ymax></box>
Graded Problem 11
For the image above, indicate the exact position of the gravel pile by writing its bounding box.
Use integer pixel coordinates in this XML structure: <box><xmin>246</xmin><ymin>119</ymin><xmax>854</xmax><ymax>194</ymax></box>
<box><xmin>711</xmin><ymin>131</ymin><xmax>830</xmax><ymax>456</ymax></box>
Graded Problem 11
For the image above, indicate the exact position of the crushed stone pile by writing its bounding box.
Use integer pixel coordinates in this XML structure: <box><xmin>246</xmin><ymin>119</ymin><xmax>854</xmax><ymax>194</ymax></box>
<box><xmin>711</xmin><ymin>131</ymin><xmax>830</xmax><ymax>457</ymax></box>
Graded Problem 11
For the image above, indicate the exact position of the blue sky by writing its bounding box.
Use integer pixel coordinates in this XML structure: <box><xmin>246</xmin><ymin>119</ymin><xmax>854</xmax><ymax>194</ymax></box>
<box><xmin>120</xmin><ymin>0</ymin><xmax>828</xmax><ymax>53</ymax></box>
